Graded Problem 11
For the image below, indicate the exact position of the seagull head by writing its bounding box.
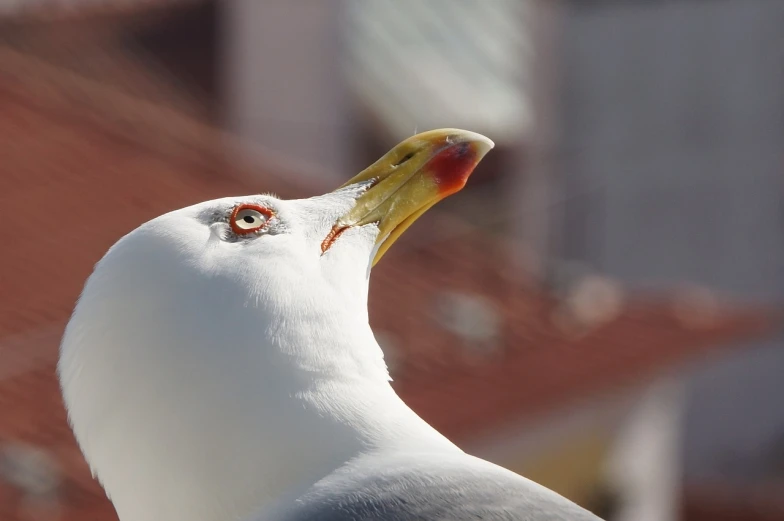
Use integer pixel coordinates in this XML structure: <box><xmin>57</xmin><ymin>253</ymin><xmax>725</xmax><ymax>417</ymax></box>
<box><xmin>58</xmin><ymin>129</ymin><xmax>493</xmax><ymax>521</ymax></box>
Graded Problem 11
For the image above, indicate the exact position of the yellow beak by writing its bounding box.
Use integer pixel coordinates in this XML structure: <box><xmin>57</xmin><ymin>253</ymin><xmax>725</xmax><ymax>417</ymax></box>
<box><xmin>323</xmin><ymin>128</ymin><xmax>494</xmax><ymax>266</ymax></box>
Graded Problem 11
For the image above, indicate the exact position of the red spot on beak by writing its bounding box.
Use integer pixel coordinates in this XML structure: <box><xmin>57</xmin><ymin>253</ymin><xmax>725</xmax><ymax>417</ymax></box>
<box><xmin>426</xmin><ymin>142</ymin><xmax>479</xmax><ymax>196</ymax></box>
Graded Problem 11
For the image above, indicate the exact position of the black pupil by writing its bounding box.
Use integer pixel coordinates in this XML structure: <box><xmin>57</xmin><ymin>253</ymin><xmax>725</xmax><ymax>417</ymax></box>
<box><xmin>243</xmin><ymin>215</ymin><xmax>256</xmax><ymax>224</ymax></box>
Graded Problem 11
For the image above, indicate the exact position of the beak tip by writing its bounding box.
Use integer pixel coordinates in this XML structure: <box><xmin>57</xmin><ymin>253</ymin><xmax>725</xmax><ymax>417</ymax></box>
<box><xmin>453</xmin><ymin>129</ymin><xmax>494</xmax><ymax>159</ymax></box>
<box><xmin>478</xmin><ymin>133</ymin><xmax>496</xmax><ymax>152</ymax></box>
<box><xmin>336</xmin><ymin>128</ymin><xmax>495</xmax><ymax>265</ymax></box>
<box><xmin>475</xmin><ymin>135</ymin><xmax>494</xmax><ymax>159</ymax></box>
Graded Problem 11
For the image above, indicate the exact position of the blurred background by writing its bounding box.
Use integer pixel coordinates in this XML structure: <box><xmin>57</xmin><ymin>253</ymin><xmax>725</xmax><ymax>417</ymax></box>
<box><xmin>0</xmin><ymin>0</ymin><xmax>782</xmax><ymax>520</ymax></box>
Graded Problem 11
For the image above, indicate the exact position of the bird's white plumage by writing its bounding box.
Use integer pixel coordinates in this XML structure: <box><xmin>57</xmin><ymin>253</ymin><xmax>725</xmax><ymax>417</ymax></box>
<box><xmin>59</xmin><ymin>185</ymin><xmax>601</xmax><ymax>521</ymax></box>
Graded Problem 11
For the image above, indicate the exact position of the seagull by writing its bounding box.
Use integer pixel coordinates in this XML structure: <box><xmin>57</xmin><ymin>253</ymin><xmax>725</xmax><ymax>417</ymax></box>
<box><xmin>59</xmin><ymin>129</ymin><xmax>602</xmax><ymax>521</ymax></box>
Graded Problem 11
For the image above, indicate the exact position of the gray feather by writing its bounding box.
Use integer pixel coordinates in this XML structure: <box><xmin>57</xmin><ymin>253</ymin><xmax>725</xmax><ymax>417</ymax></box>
<box><xmin>278</xmin><ymin>451</ymin><xmax>603</xmax><ymax>521</ymax></box>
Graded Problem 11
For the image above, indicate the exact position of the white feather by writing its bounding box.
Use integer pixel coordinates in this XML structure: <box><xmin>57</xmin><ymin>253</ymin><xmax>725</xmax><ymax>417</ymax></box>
<box><xmin>59</xmin><ymin>191</ymin><xmax>457</xmax><ymax>521</ymax></box>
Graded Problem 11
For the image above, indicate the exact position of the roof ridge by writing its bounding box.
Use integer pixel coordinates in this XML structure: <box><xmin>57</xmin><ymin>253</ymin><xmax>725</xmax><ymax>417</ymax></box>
<box><xmin>0</xmin><ymin>0</ymin><xmax>201</xmax><ymax>23</ymax></box>
<box><xmin>0</xmin><ymin>46</ymin><xmax>328</xmax><ymax>196</ymax></box>
<box><xmin>0</xmin><ymin>45</ymin><xmax>528</xmax><ymax>263</ymax></box>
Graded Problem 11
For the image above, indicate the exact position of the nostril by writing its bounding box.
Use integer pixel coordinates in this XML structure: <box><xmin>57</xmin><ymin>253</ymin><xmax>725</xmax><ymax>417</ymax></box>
<box><xmin>393</xmin><ymin>152</ymin><xmax>415</xmax><ymax>167</ymax></box>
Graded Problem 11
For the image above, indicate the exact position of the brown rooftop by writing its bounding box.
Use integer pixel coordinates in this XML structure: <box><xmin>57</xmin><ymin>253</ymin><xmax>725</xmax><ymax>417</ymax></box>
<box><xmin>682</xmin><ymin>480</ymin><xmax>784</xmax><ymax>521</ymax></box>
<box><xmin>373</xmin><ymin>232</ymin><xmax>775</xmax><ymax>442</ymax></box>
<box><xmin>0</xmin><ymin>0</ymin><xmax>200</xmax><ymax>23</ymax></box>
<box><xmin>0</xmin><ymin>43</ymin><xmax>298</xmax><ymax>521</ymax></box>
<box><xmin>0</xmin><ymin>44</ymin><xmax>780</xmax><ymax>521</ymax></box>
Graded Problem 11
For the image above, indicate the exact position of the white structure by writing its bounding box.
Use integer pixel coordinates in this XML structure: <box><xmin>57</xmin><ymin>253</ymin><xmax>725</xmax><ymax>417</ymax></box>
<box><xmin>344</xmin><ymin>0</ymin><xmax>531</xmax><ymax>147</ymax></box>
<box><xmin>222</xmin><ymin>0</ymin><xmax>353</xmax><ymax>184</ymax></box>
<box><xmin>552</xmin><ymin>0</ymin><xmax>784</xmax><ymax>483</ymax></box>
<box><xmin>467</xmin><ymin>375</ymin><xmax>688</xmax><ymax>521</ymax></box>
<box><xmin>604</xmin><ymin>378</ymin><xmax>685</xmax><ymax>521</ymax></box>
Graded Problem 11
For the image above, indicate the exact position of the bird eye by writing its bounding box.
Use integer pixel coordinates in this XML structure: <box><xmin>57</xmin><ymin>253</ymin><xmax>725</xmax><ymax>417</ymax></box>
<box><xmin>230</xmin><ymin>204</ymin><xmax>273</xmax><ymax>235</ymax></box>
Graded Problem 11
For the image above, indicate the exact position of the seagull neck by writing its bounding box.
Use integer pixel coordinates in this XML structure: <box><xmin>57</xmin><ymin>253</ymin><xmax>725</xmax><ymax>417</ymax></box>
<box><xmin>85</xmin><ymin>337</ymin><xmax>455</xmax><ymax>521</ymax></box>
<box><xmin>272</xmin><ymin>319</ymin><xmax>458</xmax><ymax>448</ymax></box>
<box><xmin>272</xmin><ymin>330</ymin><xmax>459</xmax><ymax>451</ymax></box>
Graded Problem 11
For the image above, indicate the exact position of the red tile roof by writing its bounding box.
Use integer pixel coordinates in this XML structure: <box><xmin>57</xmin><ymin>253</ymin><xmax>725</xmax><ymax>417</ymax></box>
<box><xmin>0</xmin><ymin>44</ymin><xmax>303</xmax><ymax>521</ymax></box>
<box><xmin>375</xmin><ymin>236</ymin><xmax>775</xmax><ymax>441</ymax></box>
<box><xmin>0</xmin><ymin>45</ymin><xmax>779</xmax><ymax>521</ymax></box>
<box><xmin>2</xmin><ymin>39</ymin><xmax>211</xmax><ymax>123</ymax></box>
<box><xmin>0</xmin><ymin>0</ymin><xmax>200</xmax><ymax>22</ymax></box>
<box><xmin>682</xmin><ymin>480</ymin><xmax>784</xmax><ymax>521</ymax></box>
<box><xmin>0</xmin><ymin>363</ymin><xmax>110</xmax><ymax>521</ymax></box>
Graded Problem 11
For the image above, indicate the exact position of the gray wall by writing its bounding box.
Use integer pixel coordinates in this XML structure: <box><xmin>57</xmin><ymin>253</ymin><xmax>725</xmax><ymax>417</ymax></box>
<box><xmin>222</xmin><ymin>0</ymin><xmax>354</xmax><ymax>184</ymax></box>
<box><xmin>556</xmin><ymin>0</ymin><xmax>784</xmax><ymax>480</ymax></box>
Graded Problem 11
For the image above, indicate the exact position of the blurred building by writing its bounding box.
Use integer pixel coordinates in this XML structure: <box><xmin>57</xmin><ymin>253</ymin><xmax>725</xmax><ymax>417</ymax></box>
<box><xmin>0</xmin><ymin>1</ymin><xmax>783</xmax><ymax>521</ymax></box>
<box><xmin>346</xmin><ymin>1</ymin><xmax>784</xmax><ymax>515</ymax></box>
<box><xmin>549</xmin><ymin>0</ymin><xmax>784</xmax><ymax>514</ymax></box>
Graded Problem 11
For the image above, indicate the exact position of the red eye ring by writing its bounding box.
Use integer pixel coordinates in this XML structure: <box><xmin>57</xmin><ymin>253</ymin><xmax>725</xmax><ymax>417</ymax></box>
<box><xmin>230</xmin><ymin>204</ymin><xmax>274</xmax><ymax>235</ymax></box>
